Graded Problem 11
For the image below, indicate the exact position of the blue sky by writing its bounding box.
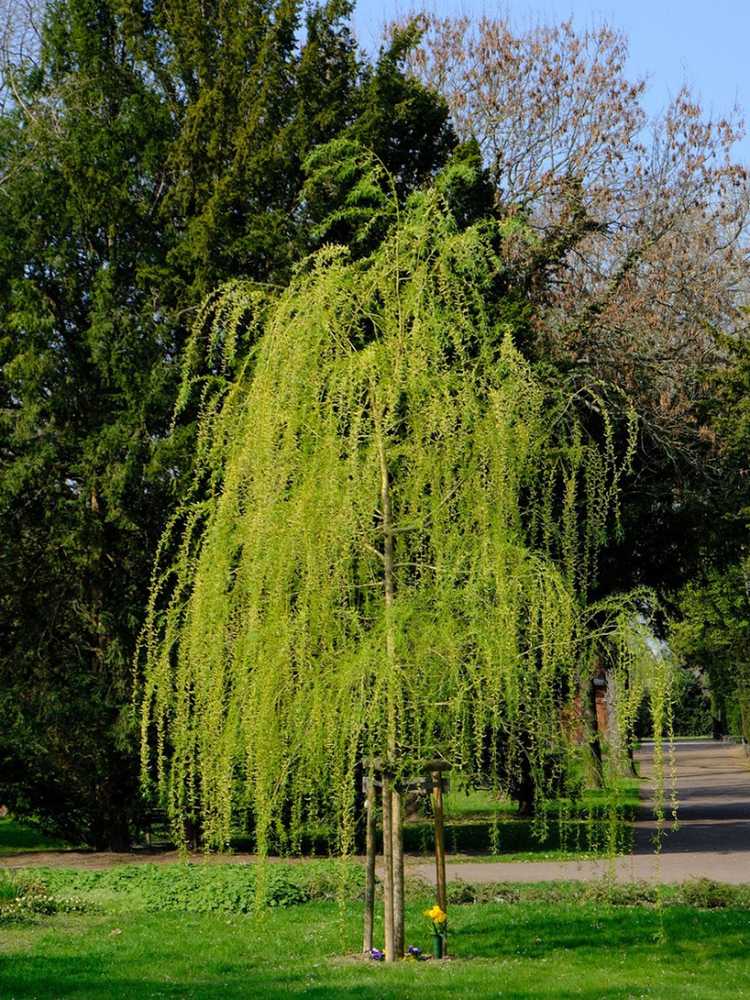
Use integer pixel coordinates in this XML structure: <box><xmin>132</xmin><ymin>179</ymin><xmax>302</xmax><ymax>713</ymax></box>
<box><xmin>353</xmin><ymin>0</ymin><xmax>750</xmax><ymax>162</ymax></box>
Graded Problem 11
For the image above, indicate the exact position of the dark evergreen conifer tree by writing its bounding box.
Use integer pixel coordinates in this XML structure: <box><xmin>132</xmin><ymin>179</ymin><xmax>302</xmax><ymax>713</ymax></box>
<box><xmin>0</xmin><ymin>0</ymin><xmax>453</xmax><ymax>847</ymax></box>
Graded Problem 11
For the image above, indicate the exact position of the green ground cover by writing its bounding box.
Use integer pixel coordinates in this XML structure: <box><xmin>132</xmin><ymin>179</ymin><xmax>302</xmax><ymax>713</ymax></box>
<box><xmin>2</xmin><ymin>863</ymin><xmax>750</xmax><ymax>999</ymax></box>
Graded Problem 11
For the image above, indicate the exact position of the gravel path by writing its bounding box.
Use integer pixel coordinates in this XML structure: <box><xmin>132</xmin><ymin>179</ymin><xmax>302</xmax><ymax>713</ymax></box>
<box><xmin>0</xmin><ymin>849</ymin><xmax>263</xmax><ymax>871</ymax></box>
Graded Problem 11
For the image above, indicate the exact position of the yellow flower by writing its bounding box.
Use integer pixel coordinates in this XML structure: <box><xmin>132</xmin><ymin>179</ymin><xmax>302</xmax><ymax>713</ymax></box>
<box><xmin>424</xmin><ymin>904</ymin><xmax>447</xmax><ymax>923</ymax></box>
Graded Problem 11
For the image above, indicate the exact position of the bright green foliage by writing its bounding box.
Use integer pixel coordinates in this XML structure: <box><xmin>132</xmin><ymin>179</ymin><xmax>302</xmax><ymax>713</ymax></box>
<box><xmin>302</xmin><ymin>137</ymin><xmax>494</xmax><ymax>254</ymax></box>
<box><xmin>31</xmin><ymin>861</ymin><xmax>364</xmax><ymax>912</ymax></box>
<box><xmin>140</xmin><ymin>171</ymin><xmax>653</xmax><ymax>855</ymax></box>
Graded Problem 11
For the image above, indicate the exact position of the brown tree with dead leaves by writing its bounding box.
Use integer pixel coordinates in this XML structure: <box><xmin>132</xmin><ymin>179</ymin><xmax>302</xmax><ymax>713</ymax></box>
<box><xmin>405</xmin><ymin>16</ymin><xmax>750</xmax><ymax>462</ymax></box>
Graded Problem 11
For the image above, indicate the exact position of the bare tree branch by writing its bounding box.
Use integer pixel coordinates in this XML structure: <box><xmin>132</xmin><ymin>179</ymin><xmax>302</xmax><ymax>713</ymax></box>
<box><xmin>403</xmin><ymin>13</ymin><xmax>750</xmax><ymax>462</ymax></box>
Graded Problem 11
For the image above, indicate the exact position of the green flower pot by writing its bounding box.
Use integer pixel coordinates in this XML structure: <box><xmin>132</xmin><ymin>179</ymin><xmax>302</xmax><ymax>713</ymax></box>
<box><xmin>432</xmin><ymin>932</ymin><xmax>445</xmax><ymax>959</ymax></box>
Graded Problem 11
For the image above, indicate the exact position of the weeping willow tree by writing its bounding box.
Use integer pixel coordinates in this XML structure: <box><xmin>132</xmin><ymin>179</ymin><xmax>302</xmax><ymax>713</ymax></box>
<box><xmin>139</xmin><ymin>156</ymin><xmax>661</xmax><ymax>959</ymax></box>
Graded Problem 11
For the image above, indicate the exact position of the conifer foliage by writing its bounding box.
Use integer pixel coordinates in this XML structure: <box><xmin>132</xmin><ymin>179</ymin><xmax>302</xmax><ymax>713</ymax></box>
<box><xmin>0</xmin><ymin>0</ymin><xmax>453</xmax><ymax>847</ymax></box>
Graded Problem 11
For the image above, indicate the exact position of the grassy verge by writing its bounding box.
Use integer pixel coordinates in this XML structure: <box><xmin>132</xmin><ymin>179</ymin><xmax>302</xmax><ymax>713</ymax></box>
<box><xmin>0</xmin><ymin>817</ymin><xmax>73</xmax><ymax>857</ymax></box>
<box><xmin>404</xmin><ymin>777</ymin><xmax>643</xmax><ymax>861</ymax></box>
<box><xmin>442</xmin><ymin>777</ymin><xmax>643</xmax><ymax>821</ymax></box>
<box><xmin>2</xmin><ymin>870</ymin><xmax>750</xmax><ymax>999</ymax></box>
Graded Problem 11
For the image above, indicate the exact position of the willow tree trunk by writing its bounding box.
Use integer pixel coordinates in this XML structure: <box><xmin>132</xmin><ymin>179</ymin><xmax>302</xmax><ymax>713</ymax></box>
<box><xmin>377</xmin><ymin>416</ymin><xmax>405</xmax><ymax>961</ymax></box>
<box><xmin>391</xmin><ymin>786</ymin><xmax>404</xmax><ymax>956</ymax></box>
<box><xmin>587</xmin><ymin>679</ymin><xmax>605</xmax><ymax>790</ymax></box>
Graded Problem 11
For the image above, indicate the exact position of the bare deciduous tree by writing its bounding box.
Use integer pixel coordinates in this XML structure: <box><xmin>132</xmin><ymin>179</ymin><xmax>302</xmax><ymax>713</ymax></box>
<box><xmin>0</xmin><ymin>0</ymin><xmax>43</xmax><ymax>108</ymax></box>
<box><xmin>404</xmin><ymin>15</ymin><xmax>750</xmax><ymax>456</ymax></box>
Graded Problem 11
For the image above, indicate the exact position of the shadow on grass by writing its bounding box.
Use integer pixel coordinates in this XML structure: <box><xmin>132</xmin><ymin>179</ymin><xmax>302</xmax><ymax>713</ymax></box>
<box><xmin>0</xmin><ymin>818</ymin><xmax>71</xmax><ymax>855</ymax></box>
<box><xmin>404</xmin><ymin>817</ymin><xmax>634</xmax><ymax>856</ymax></box>
<box><xmin>0</xmin><ymin>954</ymin><xmax>740</xmax><ymax>1000</ymax></box>
<box><xmin>2</xmin><ymin>905</ymin><xmax>748</xmax><ymax>999</ymax></box>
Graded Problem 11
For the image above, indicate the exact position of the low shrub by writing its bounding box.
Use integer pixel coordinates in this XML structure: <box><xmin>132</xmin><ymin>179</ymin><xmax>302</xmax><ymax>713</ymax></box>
<box><xmin>32</xmin><ymin>860</ymin><xmax>365</xmax><ymax>914</ymax></box>
<box><xmin>0</xmin><ymin>870</ymin><xmax>92</xmax><ymax>924</ymax></box>
<box><xmin>447</xmin><ymin>881</ymin><xmax>521</xmax><ymax>905</ymax></box>
<box><xmin>581</xmin><ymin>880</ymin><xmax>658</xmax><ymax>907</ymax></box>
<box><xmin>447</xmin><ymin>880</ymin><xmax>481</xmax><ymax>904</ymax></box>
<box><xmin>441</xmin><ymin>878</ymin><xmax>750</xmax><ymax>910</ymax></box>
<box><xmin>678</xmin><ymin>879</ymin><xmax>750</xmax><ymax>909</ymax></box>
<box><xmin>14</xmin><ymin>863</ymin><xmax>750</xmax><ymax>918</ymax></box>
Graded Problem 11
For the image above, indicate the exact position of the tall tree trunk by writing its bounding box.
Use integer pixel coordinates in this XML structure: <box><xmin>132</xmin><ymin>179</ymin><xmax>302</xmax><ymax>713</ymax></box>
<box><xmin>376</xmin><ymin>413</ymin><xmax>404</xmax><ymax>960</ymax></box>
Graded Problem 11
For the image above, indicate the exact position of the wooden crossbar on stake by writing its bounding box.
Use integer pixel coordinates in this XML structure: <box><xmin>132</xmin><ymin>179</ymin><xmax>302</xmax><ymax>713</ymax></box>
<box><xmin>361</xmin><ymin>775</ymin><xmax>451</xmax><ymax>793</ymax></box>
<box><xmin>361</xmin><ymin>759</ymin><xmax>452</xmax><ymax>961</ymax></box>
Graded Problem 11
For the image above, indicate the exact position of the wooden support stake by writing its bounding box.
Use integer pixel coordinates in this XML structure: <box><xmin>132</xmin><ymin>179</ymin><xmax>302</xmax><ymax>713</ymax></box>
<box><xmin>381</xmin><ymin>772</ymin><xmax>395</xmax><ymax>962</ymax></box>
<box><xmin>432</xmin><ymin>771</ymin><xmax>448</xmax><ymax>921</ymax></box>
<box><xmin>362</xmin><ymin>773</ymin><xmax>376</xmax><ymax>954</ymax></box>
<box><xmin>391</xmin><ymin>785</ymin><xmax>405</xmax><ymax>958</ymax></box>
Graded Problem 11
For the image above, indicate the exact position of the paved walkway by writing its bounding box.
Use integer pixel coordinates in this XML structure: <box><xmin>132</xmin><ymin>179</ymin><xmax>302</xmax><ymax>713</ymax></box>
<box><xmin>411</xmin><ymin>740</ymin><xmax>750</xmax><ymax>885</ymax></box>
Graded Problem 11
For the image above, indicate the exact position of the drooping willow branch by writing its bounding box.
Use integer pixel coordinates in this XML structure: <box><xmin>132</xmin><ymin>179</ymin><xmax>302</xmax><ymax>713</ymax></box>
<box><xmin>138</xmin><ymin>177</ymin><xmax>663</xmax><ymax>859</ymax></box>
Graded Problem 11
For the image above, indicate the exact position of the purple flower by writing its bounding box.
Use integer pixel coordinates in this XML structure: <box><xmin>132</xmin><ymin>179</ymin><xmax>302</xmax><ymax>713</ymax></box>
<box><xmin>370</xmin><ymin>948</ymin><xmax>385</xmax><ymax>961</ymax></box>
<box><xmin>407</xmin><ymin>946</ymin><xmax>422</xmax><ymax>957</ymax></box>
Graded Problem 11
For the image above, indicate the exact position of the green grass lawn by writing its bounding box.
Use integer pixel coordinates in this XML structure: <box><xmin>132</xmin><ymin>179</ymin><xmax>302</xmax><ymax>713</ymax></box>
<box><xmin>0</xmin><ymin>817</ymin><xmax>72</xmax><ymax>856</ymax></box>
<box><xmin>442</xmin><ymin>778</ymin><xmax>643</xmax><ymax>821</ymax></box>
<box><xmin>3</xmin><ymin>894</ymin><xmax>750</xmax><ymax>999</ymax></box>
<box><xmin>402</xmin><ymin>777</ymin><xmax>642</xmax><ymax>861</ymax></box>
